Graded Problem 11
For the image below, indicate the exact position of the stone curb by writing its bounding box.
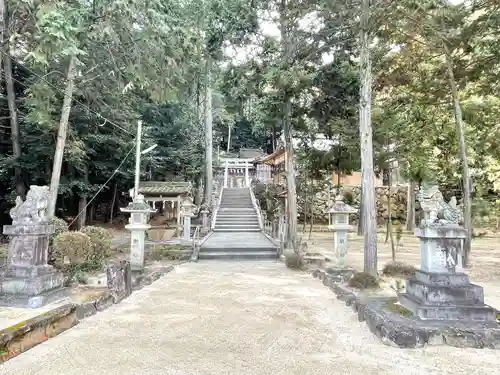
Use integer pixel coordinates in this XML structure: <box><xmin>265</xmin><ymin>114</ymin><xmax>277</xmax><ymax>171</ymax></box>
<box><xmin>0</xmin><ymin>264</ymin><xmax>175</xmax><ymax>363</ymax></box>
<box><xmin>311</xmin><ymin>268</ymin><xmax>500</xmax><ymax>349</ymax></box>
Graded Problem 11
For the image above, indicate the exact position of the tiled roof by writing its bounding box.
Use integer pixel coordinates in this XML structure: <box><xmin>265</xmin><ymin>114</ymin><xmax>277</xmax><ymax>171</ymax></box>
<box><xmin>137</xmin><ymin>181</ymin><xmax>192</xmax><ymax>196</ymax></box>
<box><xmin>239</xmin><ymin>148</ymin><xmax>265</xmax><ymax>159</ymax></box>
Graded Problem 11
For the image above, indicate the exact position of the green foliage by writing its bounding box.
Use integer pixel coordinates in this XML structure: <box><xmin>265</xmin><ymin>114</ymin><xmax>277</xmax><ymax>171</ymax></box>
<box><xmin>52</xmin><ymin>231</ymin><xmax>94</xmax><ymax>268</ymax></box>
<box><xmin>80</xmin><ymin>226</ymin><xmax>113</xmax><ymax>261</ymax></box>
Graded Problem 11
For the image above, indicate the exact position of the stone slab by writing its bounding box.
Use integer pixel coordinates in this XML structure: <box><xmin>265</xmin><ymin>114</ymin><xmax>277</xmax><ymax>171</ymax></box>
<box><xmin>415</xmin><ymin>269</ymin><xmax>470</xmax><ymax>286</ymax></box>
<box><xmin>406</xmin><ymin>278</ymin><xmax>484</xmax><ymax>306</ymax></box>
<box><xmin>399</xmin><ymin>293</ymin><xmax>497</xmax><ymax>322</ymax></box>
<box><xmin>364</xmin><ymin>299</ymin><xmax>500</xmax><ymax>349</ymax></box>
<box><xmin>106</xmin><ymin>261</ymin><xmax>132</xmax><ymax>304</ymax></box>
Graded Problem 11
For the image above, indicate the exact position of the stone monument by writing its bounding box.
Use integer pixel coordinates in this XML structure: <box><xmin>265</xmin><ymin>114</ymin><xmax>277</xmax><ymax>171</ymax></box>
<box><xmin>0</xmin><ymin>185</ymin><xmax>67</xmax><ymax>308</ymax></box>
<box><xmin>120</xmin><ymin>194</ymin><xmax>156</xmax><ymax>271</ymax></box>
<box><xmin>399</xmin><ymin>184</ymin><xmax>496</xmax><ymax>321</ymax></box>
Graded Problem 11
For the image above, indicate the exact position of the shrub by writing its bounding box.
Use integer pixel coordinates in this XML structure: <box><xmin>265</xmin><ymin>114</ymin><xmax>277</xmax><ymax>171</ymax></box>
<box><xmin>48</xmin><ymin>217</ymin><xmax>69</xmax><ymax>240</ymax></box>
<box><xmin>52</xmin><ymin>231</ymin><xmax>93</xmax><ymax>267</ymax></box>
<box><xmin>382</xmin><ymin>261</ymin><xmax>416</xmax><ymax>278</ymax></box>
<box><xmin>348</xmin><ymin>272</ymin><xmax>379</xmax><ymax>290</ymax></box>
<box><xmin>80</xmin><ymin>226</ymin><xmax>112</xmax><ymax>260</ymax></box>
<box><xmin>285</xmin><ymin>251</ymin><xmax>304</xmax><ymax>270</ymax></box>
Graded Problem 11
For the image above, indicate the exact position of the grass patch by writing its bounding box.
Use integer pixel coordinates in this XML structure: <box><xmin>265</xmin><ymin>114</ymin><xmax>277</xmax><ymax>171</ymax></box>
<box><xmin>382</xmin><ymin>261</ymin><xmax>417</xmax><ymax>278</ymax></box>
<box><xmin>348</xmin><ymin>272</ymin><xmax>379</xmax><ymax>290</ymax></box>
<box><xmin>148</xmin><ymin>244</ymin><xmax>190</xmax><ymax>261</ymax></box>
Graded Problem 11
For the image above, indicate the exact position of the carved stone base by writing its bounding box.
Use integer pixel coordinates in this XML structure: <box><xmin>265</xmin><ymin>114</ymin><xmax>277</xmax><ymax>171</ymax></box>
<box><xmin>0</xmin><ymin>287</ymin><xmax>70</xmax><ymax>309</ymax></box>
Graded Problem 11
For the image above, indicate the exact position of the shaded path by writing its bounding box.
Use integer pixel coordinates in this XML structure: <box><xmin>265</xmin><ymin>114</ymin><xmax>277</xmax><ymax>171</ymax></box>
<box><xmin>1</xmin><ymin>262</ymin><xmax>499</xmax><ymax>375</ymax></box>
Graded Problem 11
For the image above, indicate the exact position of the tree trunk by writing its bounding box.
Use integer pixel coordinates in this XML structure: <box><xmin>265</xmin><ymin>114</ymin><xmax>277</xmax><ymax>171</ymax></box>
<box><xmin>195</xmin><ymin>174</ymin><xmax>203</xmax><ymax>206</ymax></box>
<box><xmin>302</xmin><ymin>181</ymin><xmax>308</xmax><ymax>232</ymax></box>
<box><xmin>47</xmin><ymin>55</ymin><xmax>77</xmax><ymax>218</ymax></box>
<box><xmin>77</xmin><ymin>164</ymin><xmax>89</xmax><ymax>229</ymax></box>
<box><xmin>280</xmin><ymin>0</ymin><xmax>298</xmax><ymax>248</ymax></box>
<box><xmin>443</xmin><ymin>48</ymin><xmax>472</xmax><ymax>267</ymax></box>
<box><xmin>406</xmin><ymin>180</ymin><xmax>416</xmax><ymax>231</ymax></box>
<box><xmin>309</xmin><ymin>187</ymin><xmax>314</xmax><ymax>240</ymax></box>
<box><xmin>357</xmin><ymin>187</ymin><xmax>363</xmax><ymax>235</ymax></box>
<box><xmin>1</xmin><ymin>0</ymin><xmax>25</xmax><ymax>199</ymax></box>
<box><xmin>227</xmin><ymin>123</ymin><xmax>231</xmax><ymax>153</ymax></box>
<box><xmin>386</xmin><ymin>170</ymin><xmax>396</xmax><ymax>260</ymax></box>
<box><xmin>204</xmin><ymin>57</ymin><xmax>213</xmax><ymax>206</ymax></box>
<box><xmin>109</xmin><ymin>182</ymin><xmax>118</xmax><ymax>223</ymax></box>
<box><xmin>359</xmin><ymin>0</ymin><xmax>378</xmax><ymax>276</ymax></box>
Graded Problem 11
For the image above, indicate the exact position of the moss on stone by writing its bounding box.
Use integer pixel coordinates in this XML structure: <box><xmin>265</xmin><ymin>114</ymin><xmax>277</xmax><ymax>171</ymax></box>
<box><xmin>386</xmin><ymin>303</ymin><xmax>412</xmax><ymax>317</ymax></box>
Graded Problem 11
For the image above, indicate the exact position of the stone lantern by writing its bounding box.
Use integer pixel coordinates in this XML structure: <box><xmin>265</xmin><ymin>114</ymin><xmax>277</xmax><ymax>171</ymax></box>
<box><xmin>328</xmin><ymin>195</ymin><xmax>357</xmax><ymax>269</ymax></box>
<box><xmin>120</xmin><ymin>194</ymin><xmax>156</xmax><ymax>271</ymax></box>
<box><xmin>180</xmin><ymin>197</ymin><xmax>197</xmax><ymax>241</ymax></box>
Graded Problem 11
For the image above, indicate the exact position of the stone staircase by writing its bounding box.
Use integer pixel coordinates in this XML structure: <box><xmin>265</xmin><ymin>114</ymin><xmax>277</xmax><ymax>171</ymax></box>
<box><xmin>198</xmin><ymin>187</ymin><xmax>278</xmax><ymax>260</ymax></box>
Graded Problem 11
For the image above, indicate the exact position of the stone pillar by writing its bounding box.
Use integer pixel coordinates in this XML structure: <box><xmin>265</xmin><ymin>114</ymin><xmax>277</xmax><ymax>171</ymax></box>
<box><xmin>224</xmin><ymin>163</ymin><xmax>229</xmax><ymax>188</ymax></box>
<box><xmin>176</xmin><ymin>196</ymin><xmax>181</xmax><ymax>226</ymax></box>
<box><xmin>1</xmin><ymin>185</ymin><xmax>66</xmax><ymax>308</ymax></box>
<box><xmin>183</xmin><ymin>215</ymin><xmax>191</xmax><ymax>241</ymax></box>
<box><xmin>201</xmin><ymin>209</ymin><xmax>210</xmax><ymax>233</ymax></box>
<box><xmin>245</xmin><ymin>162</ymin><xmax>249</xmax><ymax>187</ymax></box>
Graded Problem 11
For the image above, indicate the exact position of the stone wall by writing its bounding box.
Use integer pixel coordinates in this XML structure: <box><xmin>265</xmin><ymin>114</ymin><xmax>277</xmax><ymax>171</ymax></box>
<box><xmin>300</xmin><ymin>185</ymin><xmax>412</xmax><ymax>224</ymax></box>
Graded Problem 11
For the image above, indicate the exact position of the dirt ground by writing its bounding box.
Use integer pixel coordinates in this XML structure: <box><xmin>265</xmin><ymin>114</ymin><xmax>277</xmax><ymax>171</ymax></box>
<box><xmin>301</xmin><ymin>230</ymin><xmax>500</xmax><ymax>308</ymax></box>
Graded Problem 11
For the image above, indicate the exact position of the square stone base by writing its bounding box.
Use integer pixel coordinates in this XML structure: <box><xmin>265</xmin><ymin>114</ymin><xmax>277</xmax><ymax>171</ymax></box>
<box><xmin>0</xmin><ymin>287</ymin><xmax>70</xmax><ymax>308</ymax></box>
<box><xmin>399</xmin><ymin>292</ymin><xmax>497</xmax><ymax>322</ymax></box>
<box><xmin>406</xmin><ymin>278</ymin><xmax>484</xmax><ymax>306</ymax></box>
<box><xmin>0</xmin><ymin>271</ymin><xmax>65</xmax><ymax>296</ymax></box>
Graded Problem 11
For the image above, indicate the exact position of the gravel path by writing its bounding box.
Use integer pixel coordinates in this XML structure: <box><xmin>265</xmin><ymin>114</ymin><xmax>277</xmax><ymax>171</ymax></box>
<box><xmin>1</xmin><ymin>262</ymin><xmax>500</xmax><ymax>375</ymax></box>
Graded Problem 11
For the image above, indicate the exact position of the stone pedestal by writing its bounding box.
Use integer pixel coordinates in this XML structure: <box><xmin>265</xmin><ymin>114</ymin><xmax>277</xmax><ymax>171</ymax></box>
<box><xmin>125</xmin><ymin>223</ymin><xmax>149</xmax><ymax>271</ymax></box>
<box><xmin>0</xmin><ymin>186</ymin><xmax>67</xmax><ymax>308</ymax></box>
<box><xmin>183</xmin><ymin>215</ymin><xmax>192</xmax><ymax>241</ymax></box>
<box><xmin>399</xmin><ymin>225</ymin><xmax>496</xmax><ymax>322</ymax></box>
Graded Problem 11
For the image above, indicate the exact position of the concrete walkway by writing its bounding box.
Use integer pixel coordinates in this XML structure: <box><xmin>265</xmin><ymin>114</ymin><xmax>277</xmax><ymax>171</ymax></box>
<box><xmin>1</xmin><ymin>262</ymin><xmax>499</xmax><ymax>375</ymax></box>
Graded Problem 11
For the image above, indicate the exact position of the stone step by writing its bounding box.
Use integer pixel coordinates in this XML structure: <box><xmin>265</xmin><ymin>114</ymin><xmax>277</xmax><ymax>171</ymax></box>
<box><xmin>215</xmin><ymin>224</ymin><xmax>260</xmax><ymax>229</ymax></box>
<box><xmin>215</xmin><ymin>220</ymin><xmax>260</xmax><ymax>225</ymax></box>
<box><xmin>213</xmin><ymin>228</ymin><xmax>261</xmax><ymax>232</ymax></box>
<box><xmin>398</xmin><ymin>293</ymin><xmax>497</xmax><ymax>322</ymax></box>
<box><xmin>198</xmin><ymin>250</ymin><xmax>278</xmax><ymax>260</ymax></box>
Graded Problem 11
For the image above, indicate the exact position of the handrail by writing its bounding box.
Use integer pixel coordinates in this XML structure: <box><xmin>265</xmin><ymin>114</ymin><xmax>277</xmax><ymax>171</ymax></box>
<box><xmin>211</xmin><ymin>187</ymin><xmax>224</xmax><ymax>231</ymax></box>
<box><xmin>249</xmin><ymin>184</ymin><xmax>264</xmax><ymax>231</ymax></box>
<box><xmin>223</xmin><ymin>161</ymin><xmax>229</xmax><ymax>188</ymax></box>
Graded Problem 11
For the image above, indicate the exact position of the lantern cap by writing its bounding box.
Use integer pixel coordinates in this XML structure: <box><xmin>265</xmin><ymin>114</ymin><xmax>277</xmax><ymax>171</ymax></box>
<box><xmin>328</xmin><ymin>195</ymin><xmax>357</xmax><ymax>214</ymax></box>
